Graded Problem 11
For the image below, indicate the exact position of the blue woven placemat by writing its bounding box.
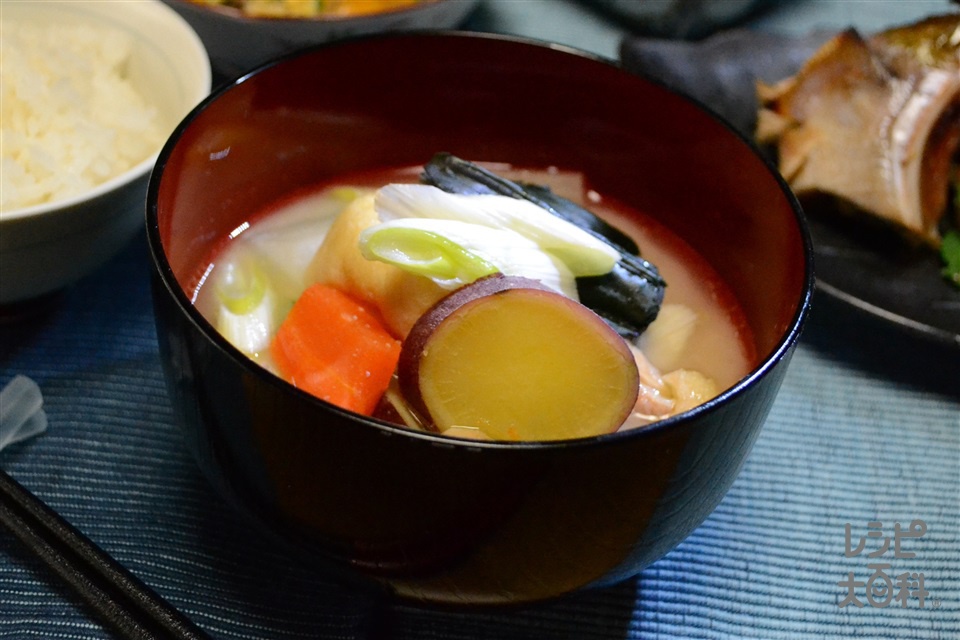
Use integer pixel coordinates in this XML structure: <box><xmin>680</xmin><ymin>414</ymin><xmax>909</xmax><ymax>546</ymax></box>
<box><xmin>1</xmin><ymin>220</ymin><xmax>957</xmax><ymax>639</ymax></box>
<box><xmin>3</xmin><ymin>1</ymin><xmax>960</xmax><ymax>633</ymax></box>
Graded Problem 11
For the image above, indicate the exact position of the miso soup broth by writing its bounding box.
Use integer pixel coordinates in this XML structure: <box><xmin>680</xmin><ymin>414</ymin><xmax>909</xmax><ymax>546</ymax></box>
<box><xmin>193</xmin><ymin>162</ymin><xmax>756</xmax><ymax>438</ymax></box>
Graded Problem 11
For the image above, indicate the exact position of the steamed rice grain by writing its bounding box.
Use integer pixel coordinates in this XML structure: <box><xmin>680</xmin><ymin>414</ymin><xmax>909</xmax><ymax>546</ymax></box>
<box><xmin>0</xmin><ymin>21</ymin><xmax>164</xmax><ymax>212</ymax></box>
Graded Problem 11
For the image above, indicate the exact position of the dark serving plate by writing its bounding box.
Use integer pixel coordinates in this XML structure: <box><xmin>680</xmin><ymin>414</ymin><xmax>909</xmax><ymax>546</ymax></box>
<box><xmin>621</xmin><ymin>27</ymin><xmax>960</xmax><ymax>351</ymax></box>
<box><xmin>807</xmin><ymin>212</ymin><xmax>959</xmax><ymax>348</ymax></box>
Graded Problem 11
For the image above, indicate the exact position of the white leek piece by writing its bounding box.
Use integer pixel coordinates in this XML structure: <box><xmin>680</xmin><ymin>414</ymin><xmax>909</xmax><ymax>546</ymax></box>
<box><xmin>359</xmin><ymin>218</ymin><xmax>578</xmax><ymax>298</ymax></box>
<box><xmin>360</xmin><ymin>223</ymin><xmax>498</xmax><ymax>284</ymax></box>
<box><xmin>215</xmin><ymin>256</ymin><xmax>281</xmax><ymax>356</ymax></box>
<box><xmin>373</xmin><ymin>184</ymin><xmax>620</xmax><ymax>277</ymax></box>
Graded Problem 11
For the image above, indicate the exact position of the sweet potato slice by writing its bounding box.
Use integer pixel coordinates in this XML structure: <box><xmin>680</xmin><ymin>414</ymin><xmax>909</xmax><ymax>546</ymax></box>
<box><xmin>398</xmin><ymin>275</ymin><xmax>639</xmax><ymax>441</ymax></box>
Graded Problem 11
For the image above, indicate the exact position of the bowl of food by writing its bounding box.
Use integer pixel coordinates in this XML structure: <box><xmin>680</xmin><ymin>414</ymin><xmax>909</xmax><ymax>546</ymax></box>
<box><xmin>147</xmin><ymin>32</ymin><xmax>813</xmax><ymax>606</ymax></box>
<box><xmin>0</xmin><ymin>0</ymin><xmax>211</xmax><ymax>306</ymax></box>
<box><xmin>162</xmin><ymin>0</ymin><xmax>481</xmax><ymax>77</ymax></box>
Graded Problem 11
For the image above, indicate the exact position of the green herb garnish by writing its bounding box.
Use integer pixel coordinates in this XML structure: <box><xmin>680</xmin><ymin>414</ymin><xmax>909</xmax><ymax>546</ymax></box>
<box><xmin>942</xmin><ymin>230</ymin><xmax>960</xmax><ymax>287</ymax></box>
<box><xmin>943</xmin><ymin>176</ymin><xmax>960</xmax><ymax>288</ymax></box>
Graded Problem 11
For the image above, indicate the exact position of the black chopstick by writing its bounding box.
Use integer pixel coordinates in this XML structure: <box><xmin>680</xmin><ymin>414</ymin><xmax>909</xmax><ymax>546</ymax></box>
<box><xmin>0</xmin><ymin>469</ymin><xmax>213</xmax><ymax>640</ymax></box>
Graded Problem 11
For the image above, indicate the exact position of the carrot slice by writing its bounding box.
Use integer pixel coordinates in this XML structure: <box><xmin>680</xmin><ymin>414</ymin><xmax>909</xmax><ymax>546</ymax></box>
<box><xmin>270</xmin><ymin>283</ymin><xmax>401</xmax><ymax>415</ymax></box>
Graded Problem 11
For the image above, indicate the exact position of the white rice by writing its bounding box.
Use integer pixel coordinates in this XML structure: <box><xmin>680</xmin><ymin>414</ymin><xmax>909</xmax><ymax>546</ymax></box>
<box><xmin>0</xmin><ymin>20</ymin><xmax>164</xmax><ymax>212</ymax></box>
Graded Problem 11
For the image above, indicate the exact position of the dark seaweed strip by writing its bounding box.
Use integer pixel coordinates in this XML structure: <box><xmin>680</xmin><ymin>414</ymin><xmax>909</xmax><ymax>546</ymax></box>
<box><xmin>577</xmin><ymin>264</ymin><xmax>664</xmax><ymax>340</ymax></box>
<box><xmin>421</xmin><ymin>153</ymin><xmax>666</xmax><ymax>336</ymax></box>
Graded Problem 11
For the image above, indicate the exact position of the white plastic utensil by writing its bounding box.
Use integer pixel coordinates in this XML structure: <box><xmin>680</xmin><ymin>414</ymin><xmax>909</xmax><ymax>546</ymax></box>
<box><xmin>0</xmin><ymin>375</ymin><xmax>47</xmax><ymax>451</ymax></box>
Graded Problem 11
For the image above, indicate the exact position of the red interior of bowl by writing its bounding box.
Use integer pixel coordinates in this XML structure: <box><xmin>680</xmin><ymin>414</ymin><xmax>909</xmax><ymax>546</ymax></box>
<box><xmin>154</xmin><ymin>32</ymin><xmax>809</xmax><ymax>365</ymax></box>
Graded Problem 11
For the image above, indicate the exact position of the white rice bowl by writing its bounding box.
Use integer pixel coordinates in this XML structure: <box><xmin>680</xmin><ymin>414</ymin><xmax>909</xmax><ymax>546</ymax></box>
<box><xmin>0</xmin><ymin>1</ymin><xmax>211</xmax><ymax>304</ymax></box>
